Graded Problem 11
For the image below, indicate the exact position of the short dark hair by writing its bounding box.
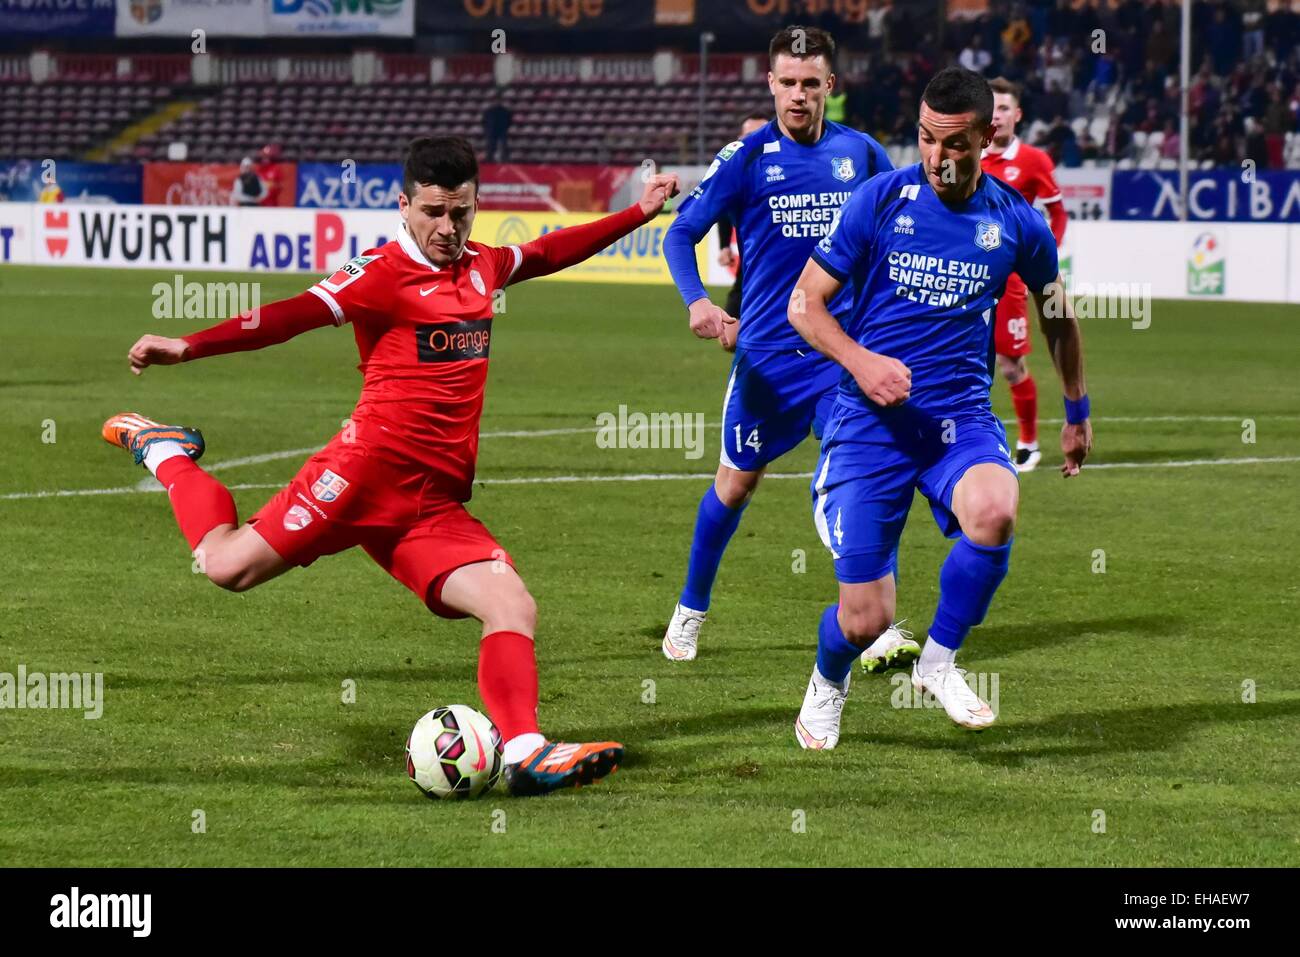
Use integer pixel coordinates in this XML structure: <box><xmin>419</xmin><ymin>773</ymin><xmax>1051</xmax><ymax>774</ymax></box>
<box><xmin>921</xmin><ymin>67</ymin><xmax>994</xmax><ymax>128</ymax></box>
<box><xmin>742</xmin><ymin>110</ymin><xmax>770</xmax><ymax>125</ymax></box>
<box><xmin>403</xmin><ymin>136</ymin><xmax>479</xmax><ymax>199</ymax></box>
<box><xmin>988</xmin><ymin>76</ymin><xmax>1021</xmax><ymax>103</ymax></box>
<box><xmin>769</xmin><ymin>25</ymin><xmax>836</xmax><ymax>71</ymax></box>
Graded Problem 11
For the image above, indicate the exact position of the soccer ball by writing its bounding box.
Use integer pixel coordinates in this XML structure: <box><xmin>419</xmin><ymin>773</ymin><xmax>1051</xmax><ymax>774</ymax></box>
<box><xmin>405</xmin><ymin>705</ymin><xmax>504</xmax><ymax>800</ymax></box>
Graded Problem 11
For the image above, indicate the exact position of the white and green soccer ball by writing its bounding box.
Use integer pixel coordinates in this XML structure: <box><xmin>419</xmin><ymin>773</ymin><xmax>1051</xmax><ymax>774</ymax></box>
<box><xmin>405</xmin><ymin>705</ymin><xmax>504</xmax><ymax>800</ymax></box>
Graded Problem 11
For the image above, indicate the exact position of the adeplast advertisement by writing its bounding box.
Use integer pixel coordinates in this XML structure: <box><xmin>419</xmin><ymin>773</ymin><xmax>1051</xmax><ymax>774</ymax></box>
<box><xmin>5</xmin><ymin>202</ymin><xmax>1297</xmax><ymax>303</ymax></box>
<box><xmin>3</xmin><ymin>203</ymin><xmax>701</xmax><ymax>284</ymax></box>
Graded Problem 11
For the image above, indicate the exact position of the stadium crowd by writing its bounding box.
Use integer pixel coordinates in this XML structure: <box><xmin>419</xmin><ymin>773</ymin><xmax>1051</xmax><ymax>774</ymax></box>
<box><xmin>841</xmin><ymin>0</ymin><xmax>1300</xmax><ymax>168</ymax></box>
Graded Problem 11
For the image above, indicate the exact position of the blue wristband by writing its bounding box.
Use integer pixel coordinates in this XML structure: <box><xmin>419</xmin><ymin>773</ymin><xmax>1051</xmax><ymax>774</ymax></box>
<box><xmin>1064</xmin><ymin>394</ymin><xmax>1090</xmax><ymax>425</ymax></box>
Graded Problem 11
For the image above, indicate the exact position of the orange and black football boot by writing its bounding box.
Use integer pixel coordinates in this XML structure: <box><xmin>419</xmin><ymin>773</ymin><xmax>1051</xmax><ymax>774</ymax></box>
<box><xmin>102</xmin><ymin>412</ymin><xmax>205</xmax><ymax>466</ymax></box>
<box><xmin>504</xmin><ymin>740</ymin><xmax>624</xmax><ymax>797</ymax></box>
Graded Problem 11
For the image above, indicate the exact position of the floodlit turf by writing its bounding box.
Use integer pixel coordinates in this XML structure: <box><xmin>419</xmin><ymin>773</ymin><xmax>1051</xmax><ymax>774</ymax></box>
<box><xmin>1</xmin><ymin>263</ymin><xmax>1298</xmax><ymax>867</ymax></box>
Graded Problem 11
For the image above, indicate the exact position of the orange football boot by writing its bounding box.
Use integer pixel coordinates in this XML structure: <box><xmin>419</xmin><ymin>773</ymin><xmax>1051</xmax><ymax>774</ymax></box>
<box><xmin>504</xmin><ymin>740</ymin><xmax>624</xmax><ymax>796</ymax></box>
<box><xmin>102</xmin><ymin>412</ymin><xmax>205</xmax><ymax>466</ymax></box>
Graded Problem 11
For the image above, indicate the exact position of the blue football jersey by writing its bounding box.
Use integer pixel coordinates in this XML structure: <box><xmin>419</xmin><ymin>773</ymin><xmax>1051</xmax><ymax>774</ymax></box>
<box><xmin>665</xmin><ymin>120</ymin><xmax>892</xmax><ymax>352</ymax></box>
<box><xmin>811</xmin><ymin>163</ymin><xmax>1059</xmax><ymax>413</ymax></box>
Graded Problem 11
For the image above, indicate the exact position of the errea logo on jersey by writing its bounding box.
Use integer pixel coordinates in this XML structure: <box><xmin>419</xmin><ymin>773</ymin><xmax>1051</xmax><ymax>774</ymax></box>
<box><xmin>894</xmin><ymin>214</ymin><xmax>915</xmax><ymax>235</ymax></box>
<box><xmin>765</xmin><ymin>164</ymin><xmax>785</xmax><ymax>183</ymax></box>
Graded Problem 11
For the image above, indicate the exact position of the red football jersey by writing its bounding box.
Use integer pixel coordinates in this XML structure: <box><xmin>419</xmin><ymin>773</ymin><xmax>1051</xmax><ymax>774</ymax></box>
<box><xmin>981</xmin><ymin>136</ymin><xmax>1062</xmax><ymax>207</ymax></box>
<box><xmin>307</xmin><ymin>226</ymin><xmax>523</xmax><ymax>501</ymax></box>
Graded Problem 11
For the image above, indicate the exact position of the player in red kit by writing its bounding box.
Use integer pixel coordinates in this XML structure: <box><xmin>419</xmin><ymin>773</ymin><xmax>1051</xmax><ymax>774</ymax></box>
<box><xmin>981</xmin><ymin>78</ymin><xmax>1067</xmax><ymax>473</ymax></box>
<box><xmin>101</xmin><ymin>136</ymin><xmax>680</xmax><ymax>797</ymax></box>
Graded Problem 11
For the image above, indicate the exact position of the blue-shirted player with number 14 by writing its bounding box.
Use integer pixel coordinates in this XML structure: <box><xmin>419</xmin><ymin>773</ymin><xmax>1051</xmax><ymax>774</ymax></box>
<box><xmin>660</xmin><ymin>26</ymin><xmax>921</xmax><ymax>671</ymax></box>
<box><xmin>788</xmin><ymin>68</ymin><xmax>1092</xmax><ymax>746</ymax></box>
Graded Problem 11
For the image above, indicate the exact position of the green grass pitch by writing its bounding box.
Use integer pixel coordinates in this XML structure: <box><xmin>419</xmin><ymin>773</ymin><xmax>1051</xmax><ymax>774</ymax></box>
<box><xmin>1</xmin><ymin>263</ymin><xmax>1298</xmax><ymax>866</ymax></box>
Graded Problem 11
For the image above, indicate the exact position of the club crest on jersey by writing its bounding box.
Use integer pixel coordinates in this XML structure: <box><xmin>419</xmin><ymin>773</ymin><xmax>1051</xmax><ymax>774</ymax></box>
<box><xmin>831</xmin><ymin>157</ymin><xmax>855</xmax><ymax>182</ymax></box>
<box><xmin>310</xmin><ymin>469</ymin><xmax>350</xmax><ymax>503</ymax></box>
<box><xmin>974</xmin><ymin>221</ymin><xmax>1002</xmax><ymax>251</ymax></box>
<box><xmin>894</xmin><ymin>214</ymin><xmax>915</xmax><ymax>235</ymax></box>
<box><xmin>470</xmin><ymin>269</ymin><xmax>486</xmax><ymax>296</ymax></box>
<box><xmin>1004</xmin><ymin>166</ymin><xmax>1021</xmax><ymax>181</ymax></box>
<box><xmin>283</xmin><ymin>504</ymin><xmax>313</xmax><ymax>532</ymax></box>
<box><xmin>765</xmin><ymin>164</ymin><xmax>785</xmax><ymax>183</ymax></box>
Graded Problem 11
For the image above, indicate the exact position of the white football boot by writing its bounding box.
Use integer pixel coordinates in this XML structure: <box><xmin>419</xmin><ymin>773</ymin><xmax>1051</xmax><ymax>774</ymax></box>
<box><xmin>662</xmin><ymin>603</ymin><xmax>707</xmax><ymax>662</ymax></box>
<box><xmin>859</xmin><ymin>621</ymin><xmax>923</xmax><ymax>674</ymax></box>
<box><xmin>794</xmin><ymin>666</ymin><xmax>850</xmax><ymax>750</ymax></box>
<box><xmin>911</xmin><ymin>661</ymin><xmax>996</xmax><ymax>730</ymax></box>
<box><xmin>1014</xmin><ymin>444</ymin><xmax>1042</xmax><ymax>473</ymax></box>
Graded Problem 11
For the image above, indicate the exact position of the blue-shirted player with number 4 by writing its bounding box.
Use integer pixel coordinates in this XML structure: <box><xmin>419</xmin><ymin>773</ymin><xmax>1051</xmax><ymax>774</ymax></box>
<box><xmin>788</xmin><ymin>68</ymin><xmax>1092</xmax><ymax>746</ymax></box>
<box><xmin>660</xmin><ymin>26</ymin><xmax>921</xmax><ymax>670</ymax></box>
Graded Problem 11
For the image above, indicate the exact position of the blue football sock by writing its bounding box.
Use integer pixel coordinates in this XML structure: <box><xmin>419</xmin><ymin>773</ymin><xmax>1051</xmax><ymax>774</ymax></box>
<box><xmin>929</xmin><ymin>535</ymin><xmax>1013</xmax><ymax>650</ymax></box>
<box><xmin>815</xmin><ymin>604</ymin><xmax>860</xmax><ymax>684</ymax></box>
<box><xmin>679</xmin><ymin>485</ymin><xmax>747</xmax><ymax>611</ymax></box>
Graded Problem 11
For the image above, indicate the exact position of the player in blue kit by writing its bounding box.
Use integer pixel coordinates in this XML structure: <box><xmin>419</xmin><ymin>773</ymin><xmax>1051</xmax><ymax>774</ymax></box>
<box><xmin>787</xmin><ymin>68</ymin><xmax>1092</xmax><ymax>745</ymax></box>
<box><xmin>659</xmin><ymin>26</ymin><xmax>917</xmax><ymax>669</ymax></box>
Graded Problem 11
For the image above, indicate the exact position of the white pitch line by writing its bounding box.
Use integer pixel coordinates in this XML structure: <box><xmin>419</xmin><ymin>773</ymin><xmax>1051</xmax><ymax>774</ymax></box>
<box><xmin>6</xmin><ymin>455</ymin><xmax>1300</xmax><ymax>502</ymax></box>
<box><xmin>140</xmin><ymin>413</ymin><xmax>1300</xmax><ymax>487</ymax></box>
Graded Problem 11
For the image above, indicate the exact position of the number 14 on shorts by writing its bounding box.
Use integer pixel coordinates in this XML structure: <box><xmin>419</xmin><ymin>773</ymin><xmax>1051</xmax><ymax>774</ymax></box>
<box><xmin>733</xmin><ymin>425</ymin><xmax>762</xmax><ymax>455</ymax></box>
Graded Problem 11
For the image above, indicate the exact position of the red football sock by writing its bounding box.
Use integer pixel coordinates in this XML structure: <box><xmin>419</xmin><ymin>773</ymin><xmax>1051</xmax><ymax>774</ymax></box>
<box><xmin>1009</xmin><ymin>374</ymin><xmax>1038</xmax><ymax>446</ymax></box>
<box><xmin>155</xmin><ymin>456</ymin><xmax>238</xmax><ymax>551</ymax></box>
<box><xmin>477</xmin><ymin>630</ymin><xmax>540</xmax><ymax>741</ymax></box>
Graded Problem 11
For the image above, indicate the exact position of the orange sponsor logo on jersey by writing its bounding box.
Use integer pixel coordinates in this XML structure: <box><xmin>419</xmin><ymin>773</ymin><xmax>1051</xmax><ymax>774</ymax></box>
<box><xmin>415</xmin><ymin>319</ymin><xmax>492</xmax><ymax>363</ymax></box>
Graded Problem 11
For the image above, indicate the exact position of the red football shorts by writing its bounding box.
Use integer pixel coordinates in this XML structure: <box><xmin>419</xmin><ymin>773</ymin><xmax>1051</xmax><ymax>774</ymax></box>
<box><xmin>247</xmin><ymin>431</ymin><xmax>511</xmax><ymax>619</ymax></box>
<box><xmin>994</xmin><ymin>272</ymin><xmax>1032</xmax><ymax>358</ymax></box>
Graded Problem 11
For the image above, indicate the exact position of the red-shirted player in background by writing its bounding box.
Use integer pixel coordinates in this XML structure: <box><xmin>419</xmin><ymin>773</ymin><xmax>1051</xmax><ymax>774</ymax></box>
<box><xmin>981</xmin><ymin>78</ymin><xmax>1067</xmax><ymax>473</ymax></box>
<box><xmin>254</xmin><ymin>143</ymin><xmax>284</xmax><ymax>207</ymax></box>
<box><xmin>102</xmin><ymin>136</ymin><xmax>680</xmax><ymax>797</ymax></box>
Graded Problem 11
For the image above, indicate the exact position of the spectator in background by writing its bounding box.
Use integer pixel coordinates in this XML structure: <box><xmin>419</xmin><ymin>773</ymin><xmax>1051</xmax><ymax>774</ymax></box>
<box><xmin>1037</xmin><ymin>78</ymin><xmax>1070</xmax><ymax>125</ymax></box>
<box><xmin>1077</xmin><ymin>128</ymin><xmax>1101</xmax><ymax>161</ymax></box>
<box><xmin>231</xmin><ymin>157</ymin><xmax>265</xmax><ymax>207</ymax></box>
<box><xmin>1001</xmin><ymin>5</ymin><xmax>1033</xmax><ymax>67</ymax></box>
<box><xmin>866</xmin><ymin>0</ymin><xmax>890</xmax><ymax>56</ymax></box>
<box><xmin>1159</xmin><ymin>119</ymin><xmax>1180</xmax><ymax>160</ymax></box>
<box><xmin>959</xmin><ymin>33</ymin><xmax>993</xmax><ymax>75</ymax></box>
<box><xmin>1242</xmin><ymin>0</ymin><xmax>1266</xmax><ymax>60</ymax></box>
<box><xmin>1041</xmin><ymin>34</ymin><xmax>1074</xmax><ymax>93</ymax></box>
<box><xmin>1208</xmin><ymin>4</ymin><xmax>1243</xmax><ymax>77</ymax></box>
<box><xmin>825</xmin><ymin>82</ymin><xmax>848</xmax><ymax>124</ymax></box>
<box><xmin>1145</xmin><ymin>16</ymin><xmax>1177</xmax><ymax>73</ymax></box>
<box><xmin>1043</xmin><ymin>114</ymin><xmax>1080</xmax><ymax>166</ymax></box>
<box><xmin>254</xmin><ymin>144</ymin><xmax>283</xmax><ymax>207</ymax></box>
<box><xmin>1244</xmin><ymin>117</ymin><xmax>1269</xmax><ymax>170</ymax></box>
<box><xmin>483</xmin><ymin>93</ymin><xmax>512</xmax><ymax>163</ymax></box>
<box><xmin>38</xmin><ymin>172</ymin><xmax>63</xmax><ymax>203</ymax></box>
<box><xmin>1263</xmin><ymin>85</ymin><xmax>1291</xmax><ymax>167</ymax></box>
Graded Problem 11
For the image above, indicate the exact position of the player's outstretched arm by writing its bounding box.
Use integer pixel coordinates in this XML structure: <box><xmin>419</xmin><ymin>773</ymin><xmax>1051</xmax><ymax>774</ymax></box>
<box><xmin>789</xmin><ymin>258</ymin><xmax>911</xmax><ymax>407</ymax></box>
<box><xmin>508</xmin><ymin>174</ymin><xmax>679</xmax><ymax>286</ymax></box>
<box><xmin>126</xmin><ymin>291</ymin><xmax>338</xmax><ymax>376</ymax></box>
<box><xmin>1032</xmin><ymin>275</ymin><xmax>1092</xmax><ymax>476</ymax></box>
